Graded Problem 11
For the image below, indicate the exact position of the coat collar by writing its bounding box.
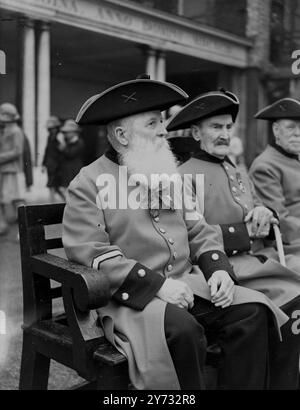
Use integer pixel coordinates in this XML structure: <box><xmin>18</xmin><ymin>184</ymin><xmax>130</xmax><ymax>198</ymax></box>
<box><xmin>270</xmin><ymin>141</ymin><xmax>299</xmax><ymax>160</ymax></box>
<box><xmin>192</xmin><ymin>148</ymin><xmax>236</xmax><ymax>167</ymax></box>
<box><xmin>105</xmin><ymin>144</ymin><xmax>120</xmax><ymax>164</ymax></box>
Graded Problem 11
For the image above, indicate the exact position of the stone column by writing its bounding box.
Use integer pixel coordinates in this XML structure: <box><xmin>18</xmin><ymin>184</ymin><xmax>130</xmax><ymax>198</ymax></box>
<box><xmin>145</xmin><ymin>47</ymin><xmax>157</xmax><ymax>80</ymax></box>
<box><xmin>37</xmin><ymin>22</ymin><xmax>51</xmax><ymax>166</ymax></box>
<box><xmin>156</xmin><ymin>51</ymin><xmax>166</xmax><ymax>82</ymax></box>
<box><xmin>22</xmin><ymin>18</ymin><xmax>36</xmax><ymax>162</ymax></box>
<box><xmin>245</xmin><ymin>0</ymin><xmax>271</xmax><ymax>167</ymax></box>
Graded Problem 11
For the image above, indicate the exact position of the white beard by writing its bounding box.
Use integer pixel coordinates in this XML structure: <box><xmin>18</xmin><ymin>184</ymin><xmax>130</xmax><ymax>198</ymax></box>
<box><xmin>119</xmin><ymin>136</ymin><xmax>179</xmax><ymax>182</ymax></box>
<box><xmin>119</xmin><ymin>136</ymin><xmax>181</xmax><ymax>208</ymax></box>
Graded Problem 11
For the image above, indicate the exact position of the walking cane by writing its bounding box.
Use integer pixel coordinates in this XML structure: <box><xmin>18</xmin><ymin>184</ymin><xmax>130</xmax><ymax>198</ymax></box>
<box><xmin>272</xmin><ymin>222</ymin><xmax>286</xmax><ymax>267</ymax></box>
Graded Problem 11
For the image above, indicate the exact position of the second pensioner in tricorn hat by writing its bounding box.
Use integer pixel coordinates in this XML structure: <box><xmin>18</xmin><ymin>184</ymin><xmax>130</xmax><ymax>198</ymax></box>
<box><xmin>166</xmin><ymin>89</ymin><xmax>239</xmax><ymax>132</ymax></box>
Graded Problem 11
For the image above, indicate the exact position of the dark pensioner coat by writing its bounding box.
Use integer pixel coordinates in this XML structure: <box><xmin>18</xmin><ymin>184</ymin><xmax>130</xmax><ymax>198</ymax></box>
<box><xmin>179</xmin><ymin>150</ymin><xmax>300</xmax><ymax>309</ymax></box>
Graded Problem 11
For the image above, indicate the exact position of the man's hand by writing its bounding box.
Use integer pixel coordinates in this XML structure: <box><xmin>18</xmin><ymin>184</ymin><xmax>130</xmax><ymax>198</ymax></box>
<box><xmin>207</xmin><ymin>270</ymin><xmax>235</xmax><ymax>308</ymax></box>
<box><xmin>156</xmin><ymin>278</ymin><xmax>194</xmax><ymax>309</ymax></box>
<box><xmin>244</xmin><ymin>206</ymin><xmax>277</xmax><ymax>238</ymax></box>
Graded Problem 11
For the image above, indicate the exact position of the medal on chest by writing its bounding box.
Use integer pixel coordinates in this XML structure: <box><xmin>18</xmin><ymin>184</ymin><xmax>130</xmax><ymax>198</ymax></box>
<box><xmin>236</xmin><ymin>172</ymin><xmax>246</xmax><ymax>194</ymax></box>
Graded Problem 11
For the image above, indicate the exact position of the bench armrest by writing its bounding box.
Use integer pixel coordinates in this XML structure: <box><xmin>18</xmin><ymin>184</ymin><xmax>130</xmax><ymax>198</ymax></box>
<box><xmin>30</xmin><ymin>253</ymin><xmax>111</xmax><ymax>310</ymax></box>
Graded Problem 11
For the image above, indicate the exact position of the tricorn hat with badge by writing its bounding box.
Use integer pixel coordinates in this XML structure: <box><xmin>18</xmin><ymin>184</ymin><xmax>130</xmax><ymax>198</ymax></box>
<box><xmin>76</xmin><ymin>75</ymin><xmax>188</xmax><ymax>125</ymax></box>
<box><xmin>166</xmin><ymin>89</ymin><xmax>239</xmax><ymax>132</ymax></box>
<box><xmin>254</xmin><ymin>98</ymin><xmax>300</xmax><ymax>120</ymax></box>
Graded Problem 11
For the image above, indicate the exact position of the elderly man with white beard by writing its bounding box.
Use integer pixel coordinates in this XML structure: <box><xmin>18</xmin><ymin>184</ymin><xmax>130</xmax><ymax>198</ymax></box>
<box><xmin>62</xmin><ymin>77</ymin><xmax>287</xmax><ymax>390</ymax></box>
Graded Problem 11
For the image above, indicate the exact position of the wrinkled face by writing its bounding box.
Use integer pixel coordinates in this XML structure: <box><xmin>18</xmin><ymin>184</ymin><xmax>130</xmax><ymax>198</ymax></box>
<box><xmin>273</xmin><ymin>119</ymin><xmax>300</xmax><ymax>154</ymax></box>
<box><xmin>125</xmin><ymin>111</ymin><xmax>168</xmax><ymax>150</ymax></box>
<box><xmin>118</xmin><ymin>111</ymin><xmax>178</xmax><ymax>180</ymax></box>
<box><xmin>192</xmin><ymin>114</ymin><xmax>235</xmax><ymax>159</ymax></box>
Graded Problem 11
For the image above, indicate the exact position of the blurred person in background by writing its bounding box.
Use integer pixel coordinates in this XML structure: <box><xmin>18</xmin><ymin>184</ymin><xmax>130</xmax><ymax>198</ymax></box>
<box><xmin>42</xmin><ymin>116</ymin><xmax>65</xmax><ymax>202</ymax></box>
<box><xmin>0</xmin><ymin>103</ymin><xmax>25</xmax><ymax>234</ymax></box>
<box><xmin>59</xmin><ymin>119</ymin><xmax>84</xmax><ymax>199</ymax></box>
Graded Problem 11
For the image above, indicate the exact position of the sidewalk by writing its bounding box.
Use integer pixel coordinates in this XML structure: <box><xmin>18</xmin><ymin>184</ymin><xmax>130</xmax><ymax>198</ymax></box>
<box><xmin>0</xmin><ymin>168</ymin><xmax>83</xmax><ymax>389</ymax></box>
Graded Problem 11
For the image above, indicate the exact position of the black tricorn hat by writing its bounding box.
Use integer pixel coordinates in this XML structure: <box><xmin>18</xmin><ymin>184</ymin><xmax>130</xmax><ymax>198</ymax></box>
<box><xmin>76</xmin><ymin>75</ymin><xmax>188</xmax><ymax>125</ymax></box>
<box><xmin>255</xmin><ymin>98</ymin><xmax>300</xmax><ymax>120</ymax></box>
<box><xmin>166</xmin><ymin>89</ymin><xmax>239</xmax><ymax>132</ymax></box>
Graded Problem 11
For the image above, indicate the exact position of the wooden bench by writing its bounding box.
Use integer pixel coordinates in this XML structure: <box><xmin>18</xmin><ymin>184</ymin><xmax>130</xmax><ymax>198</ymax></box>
<box><xmin>18</xmin><ymin>203</ymin><xmax>219</xmax><ymax>390</ymax></box>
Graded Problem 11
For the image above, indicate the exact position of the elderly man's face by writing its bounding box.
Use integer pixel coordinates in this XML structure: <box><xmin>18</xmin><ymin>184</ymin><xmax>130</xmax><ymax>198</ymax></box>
<box><xmin>118</xmin><ymin>110</ymin><xmax>178</xmax><ymax>180</ymax></box>
<box><xmin>192</xmin><ymin>114</ymin><xmax>234</xmax><ymax>159</ymax></box>
<box><xmin>273</xmin><ymin>119</ymin><xmax>300</xmax><ymax>154</ymax></box>
<box><xmin>126</xmin><ymin>111</ymin><xmax>167</xmax><ymax>150</ymax></box>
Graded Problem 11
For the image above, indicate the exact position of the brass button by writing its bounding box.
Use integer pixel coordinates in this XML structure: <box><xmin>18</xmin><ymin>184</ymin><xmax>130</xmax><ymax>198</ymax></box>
<box><xmin>229</xmin><ymin>227</ymin><xmax>235</xmax><ymax>233</ymax></box>
<box><xmin>138</xmin><ymin>269</ymin><xmax>146</xmax><ymax>277</ymax></box>
<box><xmin>230</xmin><ymin>175</ymin><xmax>234</xmax><ymax>181</ymax></box>
<box><xmin>159</xmin><ymin>228</ymin><xmax>166</xmax><ymax>234</ymax></box>
<box><xmin>232</xmin><ymin>187</ymin><xmax>237</xmax><ymax>193</ymax></box>
<box><xmin>212</xmin><ymin>253</ymin><xmax>219</xmax><ymax>261</ymax></box>
<box><xmin>173</xmin><ymin>252</ymin><xmax>177</xmax><ymax>259</ymax></box>
<box><xmin>225</xmin><ymin>165</ymin><xmax>229</xmax><ymax>171</ymax></box>
<box><xmin>235</xmin><ymin>197</ymin><xmax>241</xmax><ymax>202</ymax></box>
<box><xmin>232</xmin><ymin>250</ymin><xmax>238</xmax><ymax>255</ymax></box>
<box><xmin>154</xmin><ymin>216</ymin><xmax>160</xmax><ymax>222</ymax></box>
<box><xmin>167</xmin><ymin>264</ymin><xmax>173</xmax><ymax>272</ymax></box>
<box><xmin>168</xmin><ymin>238</ymin><xmax>174</xmax><ymax>245</ymax></box>
<box><xmin>121</xmin><ymin>292</ymin><xmax>129</xmax><ymax>301</ymax></box>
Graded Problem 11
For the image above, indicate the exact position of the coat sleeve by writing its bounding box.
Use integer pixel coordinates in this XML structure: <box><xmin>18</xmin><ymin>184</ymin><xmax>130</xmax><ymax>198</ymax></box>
<box><xmin>210</xmin><ymin>172</ymin><xmax>275</xmax><ymax>254</ymax></box>
<box><xmin>249</xmin><ymin>162</ymin><xmax>300</xmax><ymax>244</ymax></box>
<box><xmin>62</xmin><ymin>170</ymin><xmax>165</xmax><ymax>311</ymax></box>
<box><xmin>183</xmin><ymin>182</ymin><xmax>237</xmax><ymax>283</ymax></box>
<box><xmin>215</xmin><ymin>222</ymin><xmax>251</xmax><ymax>256</ymax></box>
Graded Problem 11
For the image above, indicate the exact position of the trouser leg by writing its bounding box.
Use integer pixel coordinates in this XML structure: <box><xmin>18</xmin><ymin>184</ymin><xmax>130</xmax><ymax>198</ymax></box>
<box><xmin>268</xmin><ymin>295</ymin><xmax>300</xmax><ymax>389</ymax></box>
<box><xmin>164</xmin><ymin>303</ymin><xmax>207</xmax><ymax>390</ymax></box>
<box><xmin>190</xmin><ymin>297</ymin><xmax>269</xmax><ymax>390</ymax></box>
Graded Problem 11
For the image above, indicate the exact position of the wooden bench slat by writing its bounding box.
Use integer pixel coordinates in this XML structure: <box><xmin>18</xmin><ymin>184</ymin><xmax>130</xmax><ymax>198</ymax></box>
<box><xmin>50</xmin><ymin>286</ymin><xmax>62</xmax><ymax>299</ymax></box>
<box><xmin>23</xmin><ymin>203</ymin><xmax>66</xmax><ymax>226</ymax></box>
<box><xmin>46</xmin><ymin>238</ymin><xmax>63</xmax><ymax>250</ymax></box>
<box><xmin>24</xmin><ymin>320</ymin><xmax>127</xmax><ymax>367</ymax></box>
<box><xmin>30</xmin><ymin>254</ymin><xmax>96</xmax><ymax>285</ymax></box>
<box><xmin>94</xmin><ymin>343</ymin><xmax>127</xmax><ymax>366</ymax></box>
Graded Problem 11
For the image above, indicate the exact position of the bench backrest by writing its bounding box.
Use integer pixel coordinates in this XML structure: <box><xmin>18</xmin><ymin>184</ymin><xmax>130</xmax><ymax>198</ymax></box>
<box><xmin>18</xmin><ymin>203</ymin><xmax>66</xmax><ymax>325</ymax></box>
<box><xmin>18</xmin><ymin>203</ymin><xmax>111</xmax><ymax>379</ymax></box>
